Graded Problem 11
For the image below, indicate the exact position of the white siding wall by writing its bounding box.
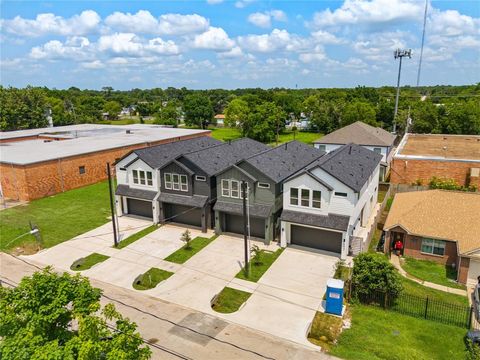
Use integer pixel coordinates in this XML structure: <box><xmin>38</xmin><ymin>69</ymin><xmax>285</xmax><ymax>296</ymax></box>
<box><xmin>313</xmin><ymin>143</ymin><xmax>342</xmax><ymax>153</ymax></box>
<box><xmin>314</xmin><ymin>143</ymin><xmax>390</xmax><ymax>165</ymax></box>
<box><xmin>363</xmin><ymin>146</ymin><xmax>388</xmax><ymax>164</ymax></box>
<box><xmin>126</xmin><ymin>159</ymin><xmax>157</xmax><ymax>191</ymax></box>
<box><xmin>115</xmin><ymin>153</ymin><xmax>137</xmax><ymax>185</ymax></box>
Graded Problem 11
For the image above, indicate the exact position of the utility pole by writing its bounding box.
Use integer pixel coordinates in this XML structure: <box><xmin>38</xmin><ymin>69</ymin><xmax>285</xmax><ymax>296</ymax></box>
<box><xmin>416</xmin><ymin>0</ymin><xmax>428</xmax><ymax>87</ymax></box>
<box><xmin>393</xmin><ymin>48</ymin><xmax>412</xmax><ymax>134</ymax></box>
<box><xmin>241</xmin><ymin>180</ymin><xmax>249</xmax><ymax>278</ymax></box>
<box><xmin>106</xmin><ymin>162</ymin><xmax>119</xmax><ymax>247</ymax></box>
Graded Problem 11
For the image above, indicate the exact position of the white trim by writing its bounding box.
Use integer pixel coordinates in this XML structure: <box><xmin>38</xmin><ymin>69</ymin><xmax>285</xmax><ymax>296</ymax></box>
<box><xmin>258</xmin><ymin>182</ymin><xmax>270</xmax><ymax>189</ymax></box>
<box><xmin>221</xmin><ymin>179</ymin><xmax>230</xmax><ymax>197</ymax></box>
<box><xmin>195</xmin><ymin>175</ymin><xmax>206</xmax><ymax>182</ymax></box>
<box><xmin>164</xmin><ymin>173</ymin><xmax>172</xmax><ymax>189</ymax></box>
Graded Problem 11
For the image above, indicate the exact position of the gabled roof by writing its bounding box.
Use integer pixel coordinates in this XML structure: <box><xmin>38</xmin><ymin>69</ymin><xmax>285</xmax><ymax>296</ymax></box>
<box><xmin>307</xmin><ymin>143</ymin><xmax>382</xmax><ymax>192</ymax></box>
<box><xmin>384</xmin><ymin>190</ymin><xmax>480</xmax><ymax>255</ymax></box>
<box><xmin>280</xmin><ymin>210</ymin><xmax>350</xmax><ymax>232</ymax></box>
<box><xmin>179</xmin><ymin>138</ymin><xmax>268</xmax><ymax>176</ymax></box>
<box><xmin>241</xmin><ymin>141</ymin><xmax>323</xmax><ymax>183</ymax></box>
<box><xmin>284</xmin><ymin>169</ymin><xmax>333</xmax><ymax>191</ymax></box>
<box><xmin>130</xmin><ymin>136</ymin><xmax>221</xmax><ymax>169</ymax></box>
<box><xmin>314</xmin><ymin>121</ymin><xmax>396</xmax><ymax>147</ymax></box>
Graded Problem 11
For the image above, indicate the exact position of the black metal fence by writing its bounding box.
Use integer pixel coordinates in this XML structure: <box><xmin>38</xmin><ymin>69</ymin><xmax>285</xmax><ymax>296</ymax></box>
<box><xmin>348</xmin><ymin>282</ymin><xmax>473</xmax><ymax>329</ymax></box>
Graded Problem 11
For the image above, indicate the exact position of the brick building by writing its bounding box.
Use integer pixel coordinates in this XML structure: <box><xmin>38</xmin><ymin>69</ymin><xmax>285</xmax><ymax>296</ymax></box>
<box><xmin>383</xmin><ymin>190</ymin><xmax>480</xmax><ymax>285</ymax></box>
<box><xmin>0</xmin><ymin>124</ymin><xmax>210</xmax><ymax>201</ymax></box>
<box><xmin>390</xmin><ymin>133</ymin><xmax>480</xmax><ymax>188</ymax></box>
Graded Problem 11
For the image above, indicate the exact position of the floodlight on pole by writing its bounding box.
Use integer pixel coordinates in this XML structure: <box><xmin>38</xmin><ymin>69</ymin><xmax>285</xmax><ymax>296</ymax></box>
<box><xmin>393</xmin><ymin>48</ymin><xmax>412</xmax><ymax>134</ymax></box>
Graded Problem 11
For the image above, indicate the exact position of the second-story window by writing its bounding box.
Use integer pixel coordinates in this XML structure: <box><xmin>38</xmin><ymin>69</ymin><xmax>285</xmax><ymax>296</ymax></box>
<box><xmin>139</xmin><ymin>171</ymin><xmax>146</xmax><ymax>185</ymax></box>
<box><xmin>301</xmin><ymin>189</ymin><xmax>310</xmax><ymax>206</ymax></box>
<box><xmin>164</xmin><ymin>173</ymin><xmax>172</xmax><ymax>189</ymax></box>
<box><xmin>231</xmin><ymin>180</ymin><xmax>240</xmax><ymax>198</ymax></box>
<box><xmin>222</xmin><ymin>179</ymin><xmax>230</xmax><ymax>197</ymax></box>
<box><xmin>132</xmin><ymin>170</ymin><xmax>153</xmax><ymax>186</ymax></box>
<box><xmin>133</xmin><ymin>170</ymin><xmax>139</xmax><ymax>184</ymax></box>
<box><xmin>172</xmin><ymin>174</ymin><xmax>180</xmax><ymax>190</ymax></box>
<box><xmin>290</xmin><ymin>188</ymin><xmax>299</xmax><ymax>205</ymax></box>
<box><xmin>312</xmin><ymin>190</ymin><xmax>321</xmax><ymax>208</ymax></box>
<box><xmin>180</xmin><ymin>175</ymin><xmax>188</xmax><ymax>192</ymax></box>
<box><xmin>147</xmin><ymin>172</ymin><xmax>153</xmax><ymax>186</ymax></box>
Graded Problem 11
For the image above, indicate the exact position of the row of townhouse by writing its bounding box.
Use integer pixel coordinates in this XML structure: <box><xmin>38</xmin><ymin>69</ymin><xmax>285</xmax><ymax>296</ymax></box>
<box><xmin>114</xmin><ymin>136</ymin><xmax>382</xmax><ymax>259</ymax></box>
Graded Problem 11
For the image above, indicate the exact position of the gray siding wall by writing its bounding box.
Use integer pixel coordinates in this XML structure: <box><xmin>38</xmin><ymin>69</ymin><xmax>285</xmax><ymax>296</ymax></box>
<box><xmin>160</xmin><ymin>162</ymin><xmax>193</xmax><ymax>196</ymax></box>
<box><xmin>238</xmin><ymin>162</ymin><xmax>276</xmax><ymax>206</ymax></box>
<box><xmin>216</xmin><ymin>167</ymin><xmax>256</xmax><ymax>204</ymax></box>
<box><xmin>178</xmin><ymin>158</ymin><xmax>213</xmax><ymax>198</ymax></box>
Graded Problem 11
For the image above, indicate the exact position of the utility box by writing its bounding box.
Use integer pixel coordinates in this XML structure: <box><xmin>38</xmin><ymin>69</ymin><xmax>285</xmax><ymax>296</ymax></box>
<box><xmin>325</xmin><ymin>278</ymin><xmax>344</xmax><ymax>316</ymax></box>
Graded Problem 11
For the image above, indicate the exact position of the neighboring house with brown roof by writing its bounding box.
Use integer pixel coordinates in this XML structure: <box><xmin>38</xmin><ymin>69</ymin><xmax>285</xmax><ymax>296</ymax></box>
<box><xmin>313</xmin><ymin>121</ymin><xmax>397</xmax><ymax>181</ymax></box>
<box><xmin>390</xmin><ymin>133</ymin><xmax>480</xmax><ymax>188</ymax></box>
<box><xmin>383</xmin><ymin>190</ymin><xmax>480</xmax><ymax>285</ymax></box>
<box><xmin>214</xmin><ymin>114</ymin><xmax>225</xmax><ymax>127</ymax></box>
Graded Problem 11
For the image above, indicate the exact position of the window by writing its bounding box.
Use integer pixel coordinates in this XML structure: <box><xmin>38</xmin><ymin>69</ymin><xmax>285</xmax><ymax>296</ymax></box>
<box><xmin>133</xmin><ymin>170</ymin><xmax>139</xmax><ymax>184</ymax></box>
<box><xmin>180</xmin><ymin>175</ymin><xmax>188</xmax><ymax>192</ymax></box>
<box><xmin>231</xmin><ymin>180</ymin><xmax>240</xmax><ymax>198</ymax></box>
<box><xmin>164</xmin><ymin>173</ymin><xmax>172</xmax><ymax>189</ymax></box>
<box><xmin>290</xmin><ymin>188</ymin><xmax>298</xmax><ymax>205</ymax></box>
<box><xmin>196</xmin><ymin>175</ymin><xmax>206</xmax><ymax>182</ymax></box>
<box><xmin>335</xmin><ymin>192</ymin><xmax>348</xmax><ymax>197</ymax></box>
<box><xmin>318</xmin><ymin>145</ymin><xmax>326</xmax><ymax>152</ymax></box>
<box><xmin>421</xmin><ymin>238</ymin><xmax>446</xmax><ymax>256</ymax></box>
<box><xmin>222</xmin><ymin>179</ymin><xmax>230</xmax><ymax>197</ymax></box>
<box><xmin>312</xmin><ymin>190</ymin><xmax>321</xmax><ymax>208</ymax></box>
<box><xmin>172</xmin><ymin>174</ymin><xmax>180</xmax><ymax>190</ymax></box>
<box><xmin>139</xmin><ymin>171</ymin><xmax>146</xmax><ymax>185</ymax></box>
<box><xmin>301</xmin><ymin>189</ymin><xmax>310</xmax><ymax>207</ymax></box>
<box><xmin>146</xmin><ymin>172</ymin><xmax>153</xmax><ymax>186</ymax></box>
<box><xmin>79</xmin><ymin>166</ymin><xmax>85</xmax><ymax>175</ymax></box>
<box><xmin>258</xmin><ymin>182</ymin><xmax>270</xmax><ymax>189</ymax></box>
<box><xmin>373</xmin><ymin>147</ymin><xmax>382</xmax><ymax>153</ymax></box>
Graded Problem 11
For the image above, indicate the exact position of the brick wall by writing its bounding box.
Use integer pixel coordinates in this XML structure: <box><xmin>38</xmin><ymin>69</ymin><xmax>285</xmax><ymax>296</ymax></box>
<box><xmin>391</xmin><ymin>158</ymin><xmax>479</xmax><ymax>187</ymax></box>
<box><xmin>403</xmin><ymin>233</ymin><xmax>458</xmax><ymax>266</ymax></box>
<box><xmin>457</xmin><ymin>256</ymin><xmax>470</xmax><ymax>284</ymax></box>
<box><xmin>0</xmin><ymin>132</ymin><xmax>209</xmax><ymax>201</ymax></box>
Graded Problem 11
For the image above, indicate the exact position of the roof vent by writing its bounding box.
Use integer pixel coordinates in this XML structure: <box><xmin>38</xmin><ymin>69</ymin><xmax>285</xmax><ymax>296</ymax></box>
<box><xmin>285</xmin><ymin>143</ymin><xmax>288</xmax><ymax>150</ymax></box>
<box><xmin>126</xmin><ymin>130</ymin><xmax>132</xmax><ymax>134</ymax></box>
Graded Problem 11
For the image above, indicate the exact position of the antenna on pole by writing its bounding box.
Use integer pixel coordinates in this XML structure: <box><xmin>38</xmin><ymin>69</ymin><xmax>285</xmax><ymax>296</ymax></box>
<box><xmin>393</xmin><ymin>48</ymin><xmax>412</xmax><ymax>134</ymax></box>
<box><xmin>416</xmin><ymin>0</ymin><xmax>428</xmax><ymax>87</ymax></box>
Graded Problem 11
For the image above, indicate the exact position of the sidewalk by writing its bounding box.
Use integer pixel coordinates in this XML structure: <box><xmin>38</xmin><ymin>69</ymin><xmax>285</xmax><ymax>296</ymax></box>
<box><xmin>390</xmin><ymin>255</ymin><xmax>467</xmax><ymax>296</ymax></box>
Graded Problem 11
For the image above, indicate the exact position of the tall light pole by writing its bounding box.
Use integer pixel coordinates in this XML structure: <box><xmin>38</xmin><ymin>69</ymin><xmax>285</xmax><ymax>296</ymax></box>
<box><xmin>393</xmin><ymin>48</ymin><xmax>412</xmax><ymax>134</ymax></box>
<box><xmin>416</xmin><ymin>0</ymin><xmax>428</xmax><ymax>87</ymax></box>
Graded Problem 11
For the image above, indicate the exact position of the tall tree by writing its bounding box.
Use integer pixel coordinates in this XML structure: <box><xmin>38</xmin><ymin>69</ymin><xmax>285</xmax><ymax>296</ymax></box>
<box><xmin>341</xmin><ymin>101</ymin><xmax>377</xmax><ymax>127</ymax></box>
<box><xmin>103</xmin><ymin>100</ymin><xmax>122</xmax><ymax>120</ymax></box>
<box><xmin>0</xmin><ymin>268</ymin><xmax>151</xmax><ymax>360</ymax></box>
<box><xmin>245</xmin><ymin>102</ymin><xmax>285</xmax><ymax>143</ymax></box>
<box><xmin>183</xmin><ymin>93</ymin><xmax>214</xmax><ymax>129</ymax></box>
<box><xmin>0</xmin><ymin>86</ymin><xmax>48</xmax><ymax>130</ymax></box>
<box><xmin>224</xmin><ymin>98</ymin><xmax>250</xmax><ymax>134</ymax></box>
<box><xmin>155</xmin><ymin>102</ymin><xmax>180</xmax><ymax>126</ymax></box>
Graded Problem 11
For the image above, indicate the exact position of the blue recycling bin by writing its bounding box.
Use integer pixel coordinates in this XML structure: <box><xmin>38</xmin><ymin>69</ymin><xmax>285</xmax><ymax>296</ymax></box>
<box><xmin>325</xmin><ymin>278</ymin><xmax>344</xmax><ymax>316</ymax></box>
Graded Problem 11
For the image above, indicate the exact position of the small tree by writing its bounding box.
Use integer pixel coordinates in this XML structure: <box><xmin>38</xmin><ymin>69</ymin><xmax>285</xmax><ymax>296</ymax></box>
<box><xmin>0</xmin><ymin>268</ymin><xmax>151</xmax><ymax>360</ymax></box>
<box><xmin>351</xmin><ymin>253</ymin><xmax>403</xmax><ymax>300</ymax></box>
<box><xmin>250</xmin><ymin>245</ymin><xmax>263</xmax><ymax>266</ymax></box>
<box><xmin>181</xmin><ymin>229</ymin><xmax>192</xmax><ymax>250</ymax></box>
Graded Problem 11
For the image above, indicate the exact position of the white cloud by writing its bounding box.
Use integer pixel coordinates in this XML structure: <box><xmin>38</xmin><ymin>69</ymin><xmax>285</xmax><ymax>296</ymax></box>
<box><xmin>310</xmin><ymin>0</ymin><xmax>423</xmax><ymax>29</ymax></box>
<box><xmin>98</xmin><ymin>33</ymin><xmax>180</xmax><ymax>56</ymax></box>
<box><xmin>105</xmin><ymin>10</ymin><xmax>158</xmax><ymax>33</ymax></box>
<box><xmin>235</xmin><ymin>0</ymin><xmax>255</xmax><ymax>9</ymax></box>
<box><xmin>82</xmin><ymin>60</ymin><xmax>105</xmax><ymax>69</ymax></box>
<box><xmin>429</xmin><ymin>9</ymin><xmax>479</xmax><ymax>37</ymax></box>
<box><xmin>218</xmin><ymin>46</ymin><xmax>244</xmax><ymax>58</ymax></box>
<box><xmin>206</xmin><ymin>0</ymin><xmax>224</xmax><ymax>4</ymax></box>
<box><xmin>30</xmin><ymin>37</ymin><xmax>92</xmax><ymax>60</ymax></box>
<box><xmin>299</xmin><ymin>45</ymin><xmax>327</xmax><ymax>63</ymax></box>
<box><xmin>158</xmin><ymin>13</ymin><xmax>209</xmax><ymax>35</ymax></box>
<box><xmin>2</xmin><ymin>10</ymin><xmax>100</xmax><ymax>37</ymax></box>
<box><xmin>237</xmin><ymin>29</ymin><xmax>307</xmax><ymax>53</ymax></box>
<box><xmin>247</xmin><ymin>10</ymin><xmax>287</xmax><ymax>28</ymax></box>
<box><xmin>310</xmin><ymin>30</ymin><xmax>345</xmax><ymax>44</ymax></box>
<box><xmin>193</xmin><ymin>27</ymin><xmax>235</xmax><ymax>51</ymax></box>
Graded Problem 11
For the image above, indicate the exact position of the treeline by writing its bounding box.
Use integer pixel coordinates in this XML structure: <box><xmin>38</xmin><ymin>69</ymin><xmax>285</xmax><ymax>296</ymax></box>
<box><xmin>1</xmin><ymin>85</ymin><xmax>479</xmax><ymax>141</ymax></box>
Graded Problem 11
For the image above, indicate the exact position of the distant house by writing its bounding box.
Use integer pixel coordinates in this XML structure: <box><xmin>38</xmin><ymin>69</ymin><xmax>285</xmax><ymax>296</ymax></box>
<box><xmin>120</xmin><ymin>105</ymin><xmax>137</xmax><ymax>117</ymax></box>
<box><xmin>383</xmin><ymin>190</ymin><xmax>480</xmax><ymax>285</ymax></box>
<box><xmin>214</xmin><ymin>114</ymin><xmax>225</xmax><ymax>127</ymax></box>
<box><xmin>313</xmin><ymin>121</ymin><xmax>396</xmax><ymax>181</ymax></box>
<box><xmin>281</xmin><ymin>143</ymin><xmax>382</xmax><ymax>259</ymax></box>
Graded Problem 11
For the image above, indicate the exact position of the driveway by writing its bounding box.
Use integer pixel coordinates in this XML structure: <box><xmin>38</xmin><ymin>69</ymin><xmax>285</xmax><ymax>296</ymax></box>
<box><xmin>224</xmin><ymin>246</ymin><xmax>338</xmax><ymax>346</ymax></box>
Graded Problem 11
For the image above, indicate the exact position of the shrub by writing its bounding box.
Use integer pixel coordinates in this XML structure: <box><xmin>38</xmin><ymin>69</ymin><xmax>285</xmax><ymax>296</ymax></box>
<box><xmin>181</xmin><ymin>229</ymin><xmax>192</xmax><ymax>249</ymax></box>
<box><xmin>250</xmin><ymin>245</ymin><xmax>263</xmax><ymax>266</ymax></box>
<box><xmin>465</xmin><ymin>338</ymin><xmax>480</xmax><ymax>360</ymax></box>
<box><xmin>352</xmin><ymin>253</ymin><xmax>403</xmax><ymax>300</ymax></box>
<box><xmin>429</xmin><ymin>176</ymin><xmax>477</xmax><ymax>192</ymax></box>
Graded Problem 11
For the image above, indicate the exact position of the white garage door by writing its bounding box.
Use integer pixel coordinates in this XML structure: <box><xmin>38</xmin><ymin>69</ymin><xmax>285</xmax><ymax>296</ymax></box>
<box><xmin>468</xmin><ymin>258</ymin><xmax>480</xmax><ymax>286</ymax></box>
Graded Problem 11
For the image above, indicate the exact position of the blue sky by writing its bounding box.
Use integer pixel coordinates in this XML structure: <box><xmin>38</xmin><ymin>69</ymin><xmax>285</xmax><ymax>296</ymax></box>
<box><xmin>1</xmin><ymin>0</ymin><xmax>479</xmax><ymax>90</ymax></box>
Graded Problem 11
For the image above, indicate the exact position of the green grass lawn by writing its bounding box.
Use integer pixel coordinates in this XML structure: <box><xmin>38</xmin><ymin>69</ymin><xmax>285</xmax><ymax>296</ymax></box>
<box><xmin>308</xmin><ymin>311</ymin><xmax>344</xmax><ymax>351</ymax></box>
<box><xmin>402</xmin><ymin>257</ymin><xmax>466</xmax><ymax>290</ymax></box>
<box><xmin>116</xmin><ymin>225</ymin><xmax>159</xmax><ymax>249</ymax></box>
<box><xmin>368</xmin><ymin>228</ymin><xmax>383</xmax><ymax>253</ymax></box>
<box><xmin>377</xmin><ymin>190</ymin><xmax>387</xmax><ymax>203</ymax></box>
<box><xmin>236</xmin><ymin>248</ymin><xmax>284</xmax><ymax>282</ymax></box>
<box><xmin>385</xmin><ymin>197</ymin><xmax>394</xmax><ymax>211</ymax></box>
<box><xmin>401</xmin><ymin>277</ymin><xmax>468</xmax><ymax>306</ymax></box>
<box><xmin>0</xmin><ymin>181</ymin><xmax>111</xmax><ymax>253</ymax></box>
<box><xmin>132</xmin><ymin>267</ymin><xmax>173</xmax><ymax>290</ymax></box>
<box><xmin>211</xmin><ymin>287</ymin><xmax>252</xmax><ymax>313</ymax></box>
<box><xmin>70</xmin><ymin>253</ymin><xmax>109</xmax><ymax>271</ymax></box>
<box><xmin>209</xmin><ymin>127</ymin><xmax>243</xmax><ymax>141</ymax></box>
<box><xmin>331</xmin><ymin>305</ymin><xmax>467</xmax><ymax>360</ymax></box>
<box><xmin>272</xmin><ymin>131</ymin><xmax>322</xmax><ymax>145</ymax></box>
<box><xmin>164</xmin><ymin>235</ymin><xmax>218</xmax><ymax>264</ymax></box>
<box><xmin>334</xmin><ymin>261</ymin><xmax>352</xmax><ymax>281</ymax></box>
<box><xmin>98</xmin><ymin>117</ymin><xmax>155</xmax><ymax>125</ymax></box>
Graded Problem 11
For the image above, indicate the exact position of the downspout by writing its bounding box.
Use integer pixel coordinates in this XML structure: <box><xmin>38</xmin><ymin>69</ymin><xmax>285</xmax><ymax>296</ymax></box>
<box><xmin>57</xmin><ymin>159</ymin><xmax>65</xmax><ymax>193</ymax></box>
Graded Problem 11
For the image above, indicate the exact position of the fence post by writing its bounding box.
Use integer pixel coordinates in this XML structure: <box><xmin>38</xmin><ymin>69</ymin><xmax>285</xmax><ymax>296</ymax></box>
<box><xmin>424</xmin><ymin>296</ymin><xmax>429</xmax><ymax>319</ymax></box>
<box><xmin>468</xmin><ymin>305</ymin><xmax>473</xmax><ymax>329</ymax></box>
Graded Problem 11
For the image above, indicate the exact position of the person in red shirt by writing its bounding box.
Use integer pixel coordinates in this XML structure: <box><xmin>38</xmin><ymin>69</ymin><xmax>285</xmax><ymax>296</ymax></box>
<box><xmin>394</xmin><ymin>239</ymin><xmax>403</xmax><ymax>256</ymax></box>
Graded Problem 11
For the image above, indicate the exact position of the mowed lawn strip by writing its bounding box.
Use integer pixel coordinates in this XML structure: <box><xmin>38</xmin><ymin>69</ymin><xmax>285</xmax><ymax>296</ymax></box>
<box><xmin>133</xmin><ymin>267</ymin><xmax>173</xmax><ymax>290</ymax></box>
<box><xmin>274</xmin><ymin>131</ymin><xmax>322</xmax><ymax>145</ymax></box>
<box><xmin>210</xmin><ymin>127</ymin><xmax>242</xmax><ymax>141</ymax></box>
<box><xmin>70</xmin><ymin>253</ymin><xmax>109</xmax><ymax>271</ymax></box>
<box><xmin>211</xmin><ymin>287</ymin><xmax>252</xmax><ymax>313</ymax></box>
<box><xmin>401</xmin><ymin>277</ymin><xmax>468</xmax><ymax>306</ymax></box>
<box><xmin>402</xmin><ymin>257</ymin><xmax>466</xmax><ymax>290</ymax></box>
<box><xmin>164</xmin><ymin>235</ymin><xmax>218</xmax><ymax>264</ymax></box>
<box><xmin>0</xmin><ymin>181</ymin><xmax>111</xmax><ymax>252</ymax></box>
<box><xmin>236</xmin><ymin>248</ymin><xmax>284</xmax><ymax>282</ymax></box>
<box><xmin>330</xmin><ymin>305</ymin><xmax>466</xmax><ymax>360</ymax></box>
<box><xmin>116</xmin><ymin>225</ymin><xmax>159</xmax><ymax>249</ymax></box>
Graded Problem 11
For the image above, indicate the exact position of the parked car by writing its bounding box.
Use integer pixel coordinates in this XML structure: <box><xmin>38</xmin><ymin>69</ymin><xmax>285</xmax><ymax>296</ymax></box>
<box><xmin>474</xmin><ymin>283</ymin><xmax>480</xmax><ymax>320</ymax></box>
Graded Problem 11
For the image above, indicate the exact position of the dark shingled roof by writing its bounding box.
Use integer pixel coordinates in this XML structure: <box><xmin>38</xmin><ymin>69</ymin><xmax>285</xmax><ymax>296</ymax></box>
<box><xmin>159</xmin><ymin>193</ymin><xmax>208</xmax><ymax>208</ymax></box>
<box><xmin>313</xmin><ymin>121</ymin><xmax>396</xmax><ymax>147</ymax></box>
<box><xmin>213</xmin><ymin>201</ymin><xmax>273</xmax><ymax>218</ymax></box>
<box><xmin>308</xmin><ymin>143</ymin><xmax>382</xmax><ymax>192</ymax></box>
<box><xmin>280</xmin><ymin>210</ymin><xmax>350</xmax><ymax>231</ymax></box>
<box><xmin>180</xmin><ymin>138</ymin><xmax>269</xmax><ymax>176</ymax></box>
<box><xmin>243</xmin><ymin>141</ymin><xmax>324</xmax><ymax>183</ymax></box>
<box><xmin>115</xmin><ymin>184</ymin><xmax>157</xmax><ymax>200</ymax></box>
<box><xmin>132</xmin><ymin>136</ymin><xmax>222</xmax><ymax>169</ymax></box>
